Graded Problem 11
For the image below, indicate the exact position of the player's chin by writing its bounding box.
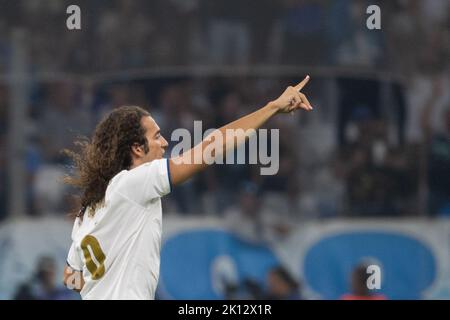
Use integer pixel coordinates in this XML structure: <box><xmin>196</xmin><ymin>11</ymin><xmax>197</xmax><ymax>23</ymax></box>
<box><xmin>158</xmin><ymin>151</ymin><xmax>166</xmax><ymax>159</ymax></box>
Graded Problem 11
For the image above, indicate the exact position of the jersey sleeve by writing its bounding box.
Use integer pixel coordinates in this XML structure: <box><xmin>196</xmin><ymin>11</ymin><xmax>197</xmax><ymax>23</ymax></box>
<box><xmin>66</xmin><ymin>242</ymin><xmax>83</xmax><ymax>272</ymax></box>
<box><xmin>115</xmin><ymin>158</ymin><xmax>172</xmax><ymax>205</ymax></box>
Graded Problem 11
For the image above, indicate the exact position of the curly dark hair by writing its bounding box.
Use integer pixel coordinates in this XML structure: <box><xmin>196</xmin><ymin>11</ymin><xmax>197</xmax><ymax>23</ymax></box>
<box><xmin>64</xmin><ymin>106</ymin><xmax>150</xmax><ymax>217</ymax></box>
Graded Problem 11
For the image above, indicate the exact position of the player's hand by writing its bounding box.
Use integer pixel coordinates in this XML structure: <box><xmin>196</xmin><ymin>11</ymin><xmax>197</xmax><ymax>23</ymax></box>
<box><xmin>270</xmin><ymin>75</ymin><xmax>313</xmax><ymax>113</ymax></box>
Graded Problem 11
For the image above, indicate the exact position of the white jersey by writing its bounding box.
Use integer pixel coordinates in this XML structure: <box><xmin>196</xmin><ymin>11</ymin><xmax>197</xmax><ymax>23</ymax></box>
<box><xmin>66</xmin><ymin>158</ymin><xmax>172</xmax><ymax>300</ymax></box>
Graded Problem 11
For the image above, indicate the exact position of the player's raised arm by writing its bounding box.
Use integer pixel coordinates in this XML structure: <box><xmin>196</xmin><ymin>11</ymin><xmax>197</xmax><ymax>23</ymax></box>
<box><xmin>168</xmin><ymin>76</ymin><xmax>313</xmax><ymax>186</ymax></box>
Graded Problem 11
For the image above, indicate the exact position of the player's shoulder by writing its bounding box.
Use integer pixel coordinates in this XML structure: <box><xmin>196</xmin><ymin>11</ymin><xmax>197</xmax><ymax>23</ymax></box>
<box><xmin>70</xmin><ymin>215</ymin><xmax>91</xmax><ymax>242</ymax></box>
<box><xmin>106</xmin><ymin>158</ymin><xmax>171</xmax><ymax>203</ymax></box>
<box><xmin>111</xmin><ymin>159</ymin><xmax>166</xmax><ymax>186</ymax></box>
<box><xmin>108</xmin><ymin>169</ymin><xmax>128</xmax><ymax>188</ymax></box>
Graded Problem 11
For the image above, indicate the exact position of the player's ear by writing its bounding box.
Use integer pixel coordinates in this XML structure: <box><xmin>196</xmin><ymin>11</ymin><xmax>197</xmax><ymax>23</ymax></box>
<box><xmin>131</xmin><ymin>143</ymin><xmax>144</xmax><ymax>157</ymax></box>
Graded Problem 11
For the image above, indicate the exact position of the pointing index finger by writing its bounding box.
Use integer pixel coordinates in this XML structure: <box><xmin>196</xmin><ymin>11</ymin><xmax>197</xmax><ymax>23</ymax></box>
<box><xmin>295</xmin><ymin>75</ymin><xmax>310</xmax><ymax>91</ymax></box>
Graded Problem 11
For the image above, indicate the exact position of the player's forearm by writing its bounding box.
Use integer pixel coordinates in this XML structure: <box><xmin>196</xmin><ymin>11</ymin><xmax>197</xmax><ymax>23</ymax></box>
<box><xmin>219</xmin><ymin>101</ymin><xmax>279</xmax><ymax>135</ymax></box>
<box><xmin>169</xmin><ymin>102</ymin><xmax>279</xmax><ymax>186</ymax></box>
<box><xmin>210</xmin><ymin>101</ymin><xmax>279</xmax><ymax>157</ymax></box>
<box><xmin>193</xmin><ymin>103</ymin><xmax>278</xmax><ymax>163</ymax></box>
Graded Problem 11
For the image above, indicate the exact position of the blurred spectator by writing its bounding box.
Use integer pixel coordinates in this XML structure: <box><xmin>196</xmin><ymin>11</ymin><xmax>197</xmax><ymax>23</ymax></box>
<box><xmin>280</xmin><ymin>0</ymin><xmax>326</xmax><ymax>65</ymax></box>
<box><xmin>386</xmin><ymin>0</ymin><xmax>423</xmax><ymax>75</ymax></box>
<box><xmin>0</xmin><ymin>18</ymin><xmax>9</xmax><ymax>74</ymax></box>
<box><xmin>94</xmin><ymin>83</ymin><xmax>132</xmax><ymax>122</ymax></box>
<box><xmin>37</xmin><ymin>81</ymin><xmax>91</xmax><ymax>162</ymax></box>
<box><xmin>25</xmin><ymin>136</ymin><xmax>43</xmax><ymax>215</ymax></box>
<box><xmin>247</xmin><ymin>0</ymin><xmax>279</xmax><ymax>64</ymax></box>
<box><xmin>14</xmin><ymin>256</ymin><xmax>76</xmax><ymax>300</ymax></box>
<box><xmin>407</xmin><ymin>75</ymin><xmax>450</xmax><ymax>145</ymax></box>
<box><xmin>224</xmin><ymin>182</ymin><xmax>265</xmax><ymax>244</ymax></box>
<box><xmin>266</xmin><ymin>266</ymin><xmax>302</xmax><ymax>300</ymax></box>
<box><xmin>340</xmin><ymin>262</ymin><xmax>387</xmax><ymax>300</ymax></box>
<box><xmin>0</xmin><ymin>85</ymin><xmax>7</xmax><ymax>135</ymax></box>
<box><xmin>0</xmin><ymin>135</ymin><xmax>7</xmax><ymax>220</ymax></box>
<box><xmin>344</xmin><ymin>140</ymin><xmax>414</xmax><ymax>217</ymax></box>
<box><xmin>345</xmin><ymin>145</ymin><xmax>380</xmax><ymax>216</ymax></box>
<box><xmin>0</xmin><ymin>85</ymin><xmax>8</xmax><ymax>219</ymax></box>
<box><xmin>326</xmin><ymin>0</ymin><xmax>353</xmax><ymax>64</ymax></box>
<box><xmin>32</xmin><ymin>165</ymin><xmax>68</xmax><ymax>215</ymax></box>
<box><xmin>225</xmin><ymin>266</ymin><xmax>302</xmax><ymax>300</ymax></box>
<box><xmin>423</xmin><ymin>104</ymin><xmax>450</xmax><ymax>216</ymax></box>
<box><xmin>337</xmin><ymin>0</ymin><xmax>385</xmax><ymax>67</ymax></box>
<box><xmin>205</xmin><ymin>0</ymin><xmax>252</xmax><ymax>65</ymax></box>
<box><xmin>224</xmin><ymin>180</ymin><xmax>297</xmax><ymax>244</ymax></box>
<box><xmin>382</xmin><ymin>145</ymin><xmax>419</xmax><ymax>215</ymax></box>
<box><xmin>20</xmin><ymin>81</ymin><xmax>92</xmax><ymax>216</ymax></box>
<box><xmin>313</xmin><ymin>155</ymin><xmax>346</xmax><ymax>218</ymax></box>
<box><xmin>338</xmin><ymin>79</ymin><xmax>381</xmax><ymax>146</ymax></box>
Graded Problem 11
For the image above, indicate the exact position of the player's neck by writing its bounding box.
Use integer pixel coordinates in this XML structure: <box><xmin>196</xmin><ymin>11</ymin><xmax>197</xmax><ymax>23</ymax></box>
<box><xmin>130</xmin><ymin>156</ymin><xmax>159</xmax><ymax>170</ymax></box>
<box><xmin>129</xmin><ymin>158</ymin><xmax>147</xmax><ymax>170</ymax></box>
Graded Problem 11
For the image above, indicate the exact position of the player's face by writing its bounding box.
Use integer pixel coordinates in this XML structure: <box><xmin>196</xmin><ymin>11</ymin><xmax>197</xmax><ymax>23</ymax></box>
<box><xmin>141</xmin><ymin>116</ymin><xmax>168</xmax><ymax>162</ymax></box>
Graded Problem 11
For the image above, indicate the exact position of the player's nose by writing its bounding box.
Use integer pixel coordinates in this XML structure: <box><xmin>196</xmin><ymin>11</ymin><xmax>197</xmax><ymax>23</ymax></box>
<box><xmin>161</xmin><ymin>136</ymin><xmax>169</xmax><ymax>149</ymax></box>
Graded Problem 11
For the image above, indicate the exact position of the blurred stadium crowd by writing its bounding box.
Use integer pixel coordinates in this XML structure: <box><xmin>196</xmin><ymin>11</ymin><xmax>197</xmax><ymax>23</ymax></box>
<box><xmin>0</xmin><ymin>0</ymin><xmax>448</xmax><ymax>72</ymax></box>
<box><xmin>0</xmin><ymin>0</ymin><xmax>449</xmax><ymax>300</ymax></box>
<box><xmin>0</xmin><ymin>0</ymin><xmax>449</xmax><ymax>223</ymax></box>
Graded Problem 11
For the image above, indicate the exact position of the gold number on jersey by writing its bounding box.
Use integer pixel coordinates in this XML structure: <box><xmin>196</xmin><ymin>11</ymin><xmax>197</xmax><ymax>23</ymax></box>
<box><xmin>80</xmin><ymin>235</ymin><xmax>106</xmax><ymax>280</ymax></box>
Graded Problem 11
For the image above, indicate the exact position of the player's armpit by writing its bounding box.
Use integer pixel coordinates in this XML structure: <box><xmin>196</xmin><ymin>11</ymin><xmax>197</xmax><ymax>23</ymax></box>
<box><xmin>63</xmin><ymin>265</ymin><xmax>85</xmax><ymax>292</ymax></box>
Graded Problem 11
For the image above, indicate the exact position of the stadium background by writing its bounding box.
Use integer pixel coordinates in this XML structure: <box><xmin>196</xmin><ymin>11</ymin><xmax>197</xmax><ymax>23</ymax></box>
<box><xmin>0</xmin><ymin>0</ymin><xmax>449</xmax><ymax>299</ymax></box>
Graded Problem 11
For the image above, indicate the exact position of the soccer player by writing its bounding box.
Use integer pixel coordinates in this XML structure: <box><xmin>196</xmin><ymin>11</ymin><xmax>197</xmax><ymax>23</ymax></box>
<box><xmin>63</xmin><ymin>76</ymin><xmax>313</xmax><ymax>299</ymax></box>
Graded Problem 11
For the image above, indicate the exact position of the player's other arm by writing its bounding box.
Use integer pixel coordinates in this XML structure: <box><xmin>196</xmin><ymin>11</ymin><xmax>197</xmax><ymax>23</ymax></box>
<box><xmin>168</xmin><ymin>76</ymin><xmax>313</xmax><ymax>186</ymax></box>
<box><xmin>63</xmin><ymin>265</ymin><xmax>85</xmax><ymax>292</ymax></box>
